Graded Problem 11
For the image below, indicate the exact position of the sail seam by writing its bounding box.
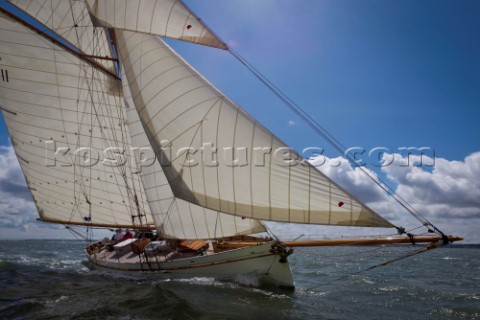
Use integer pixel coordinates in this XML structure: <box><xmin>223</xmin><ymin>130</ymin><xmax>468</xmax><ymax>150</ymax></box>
<box><xmin>164</xmin><ymin>0</ymin><xmax>178</xmax><ymax>36</ymax></box>
<box><xmin>135</xmin><ymin>0</ymin><xmax>142</xmax><ymax>31</ymax></box>
<box><xmin>249</xmin><ymin>123</ymin><xmax>256</xmax><ymax>218</ymax></box>
<box><xmin>154</xmin><ymin>96</ymin><xmax>220</xmax><ymax>145</ymax></box>
<box><xmin>173</xmin><ymin>199</ymin><xmax>187</xmax><ymax>239</ymax></box>
<box><xmin>136</xmin><ymin>73</ymin><xmax>202</xmax><ymax>115</ymax></box>
<box><xmin>187</xmin><ymin>202</ymin><xmax>199</xmax><ymax>239</ymax></box>
<box><xmin>149</xmin><ymin>1</ymin><xmax>159</xmax><ymax>33</ymax></box>
<box><xmin>121</xmin><ymin>45</ymin><xmax>168</xmax><ymax>78</ymax></box>
<box><xmin>133</xmin><ymin>69</ymin><xmax>196</xmax><ymax>108</ymax></box>
<box><xmin>268</xmin><ymin>134</ymin><xmax>273</xmax><ymax>221</ymax></box>
<box><xmin>215</xmin><ymin>98</ymin><xmax>223</xmax><ymax>212</ymax></box>
<box><xmin>231</xmin><ymin>107</ymin><xmax>240</xmax><ymax>219</ymax></box>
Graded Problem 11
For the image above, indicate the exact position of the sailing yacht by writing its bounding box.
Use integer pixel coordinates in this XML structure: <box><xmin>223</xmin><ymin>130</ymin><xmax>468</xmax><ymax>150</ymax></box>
<box><xmin>0</xmin><ymin>0</ymin><xmax>461</xmax><ymax>289</ymax></box>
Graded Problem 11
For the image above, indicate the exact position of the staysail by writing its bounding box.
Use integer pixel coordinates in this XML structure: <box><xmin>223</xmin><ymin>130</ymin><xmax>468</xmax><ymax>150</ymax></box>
<box><xmin>123</xmin><ymin>71</ymin><xmax>266</xmax><ymax>239</ymax></box>
<box><xmin>85</xmin><ymin>0</ymin><xmax>227</xmax><ymax>50</ymax></box>
<box><xmin>116</xmin><ymin>30</ymin><xmax>394</xmax><ymax>228</ymax></box>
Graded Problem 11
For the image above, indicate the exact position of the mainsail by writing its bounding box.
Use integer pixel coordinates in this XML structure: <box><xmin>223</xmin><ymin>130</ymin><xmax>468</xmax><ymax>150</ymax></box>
<box><xmin>116</xmin><ymin>30</ymin><xmax>394</xmax><ymax>228</ymax></box>
<box><xmin>0</xmin><ymin>10</ymin><xmax>150</xmax><ymax>228</ymax></box>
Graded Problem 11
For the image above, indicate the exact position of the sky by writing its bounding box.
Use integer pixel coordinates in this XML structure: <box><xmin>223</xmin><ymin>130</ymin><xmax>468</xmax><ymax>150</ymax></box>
<box><xmin>0</xmin><ymin>0</ymin><xmax>479</xmax><ymax>242</ymax></box>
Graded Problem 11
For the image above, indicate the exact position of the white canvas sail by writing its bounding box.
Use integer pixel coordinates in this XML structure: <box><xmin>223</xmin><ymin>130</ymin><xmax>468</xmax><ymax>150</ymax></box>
<box><xmin>0</xmin><ymin>11</ymin><xmax>152</xmax><ymax>228</ymax></box>
<box><xmin>86</xmin><ymin>0</ymin><xmax>227</xmax><ymax>50</ymax></box>
<box><xmin>123</xmin><ymin>71</ymin><xmax>266</xmax><ymax>239</ymax></box>
<box><xmin>116</xmin><ymin>30</ymin><xmax>394</xmax><ymax>228</ymax></box>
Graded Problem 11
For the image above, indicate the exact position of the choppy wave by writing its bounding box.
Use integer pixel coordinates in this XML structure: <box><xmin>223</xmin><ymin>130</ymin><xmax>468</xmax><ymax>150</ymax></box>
<box><xmin>1</xmin><ymin>240</ymin><xmax>479</xmax><ymax>320</ymax></box>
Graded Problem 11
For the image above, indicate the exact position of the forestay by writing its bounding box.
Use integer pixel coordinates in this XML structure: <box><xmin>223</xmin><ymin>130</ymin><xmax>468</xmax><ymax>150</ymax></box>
<box><xmin>116</xmin><ymin>30</ymin><xmax>394</xmax><ymax>228</ymax></box>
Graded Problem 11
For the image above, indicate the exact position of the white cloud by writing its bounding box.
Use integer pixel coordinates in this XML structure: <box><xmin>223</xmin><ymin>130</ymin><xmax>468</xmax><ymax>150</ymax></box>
<box><xmin>287</xmin><ymin>120</ymin><xmax>297</xmax><ymax>126</ymax></box>
<box><xmin>383</xmin><ymin>152</ymin><xmax>480</xmax><ymax>221</ymax></box>
<box><xmin>0</xmin><ymin>145</ymin><xmax>37</xmax><ymax>230</ymax></box>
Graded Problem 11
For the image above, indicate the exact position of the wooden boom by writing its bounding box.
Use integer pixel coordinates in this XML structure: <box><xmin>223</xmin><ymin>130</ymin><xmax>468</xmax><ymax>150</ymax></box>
<box><xmin>215</xmin><ymin>235</ymin><xmax>463</xmax><ymax>250</ymax></box>
<box><xmin>281</xmin><ymin>235</ymin><xmax>463</xmax><ymax>247</ymax></box>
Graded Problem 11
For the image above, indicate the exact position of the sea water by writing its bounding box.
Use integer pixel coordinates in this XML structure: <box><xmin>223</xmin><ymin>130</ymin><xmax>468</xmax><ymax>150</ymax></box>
<box><xmin>0</xmin><ymin>240</ymin><xmax>479</xmax><ymax>320</ymax></box>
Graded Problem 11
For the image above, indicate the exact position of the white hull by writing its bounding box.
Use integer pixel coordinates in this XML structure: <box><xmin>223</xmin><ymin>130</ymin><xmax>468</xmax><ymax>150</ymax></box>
<box><xmin>86</xmin><ymin>241</ymin><xmax>294</xmax><ymax>289</ymax></box>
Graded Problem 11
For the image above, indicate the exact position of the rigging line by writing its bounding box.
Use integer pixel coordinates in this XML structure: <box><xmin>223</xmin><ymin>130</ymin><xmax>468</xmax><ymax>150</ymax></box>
<box><xmin>95</xmin><ymin>81</ymin><xmax>144</xmax><ymax>226</ymax></box>
<box><xmin>92</xmin><ymin>68</ymin><xmax>141</xmax><ymax>226</ymax></box>
<box><xmin>86</xmin><ymin>23</ymin><xmax>97</xmax><ymax>216</ymax></box>
<box><xmin>47</xmin><ymin>0</ymin><xmax>83</xmax><ymax>222</ymax></box>
<box><xmin>72</xmin><ymin>9</ymin><xmax>133</xmax><ymax>212</ymax></box>
<box><xmin>104</xmin><ymin>56</ymin><xmax>146</xmax><ymax>225</ymax></box>
<box><xmin>88</xmin><ymin>64</ymin><xmax>138</xmax><ymax>224</ymax></box>
<box><xmin>213</xmin><ymin>212</ymin><xmax>219</xmax><ymax>239</ymax></box>
<box><xmin>261</xmin><ymin>221</ymin><xmax>280</xmax><ymax>242</ymax></box>
<box><xmin>70</xmin><ymin>11</ymin><xmax>95</xmax><ymax>219</ymax></box>
<box><xmin>85</xmin><ymin>27</ymin><xmax>140</xmax><ymax>220</ymax></box>
<box><xmin>227</xmin><ymin>48</ymin><xmax>439</xmax><ymax>232</ymax></box>
<box><xmin>69</xmin><ymin>5</ymin><xmax>95</xmax><ymax>206</ymax></box>
<box><xmin>69</xmin><ymin>8</ymin><xmax>128</xmax><ymax>224</ymax></box>
<box><xmin>64</xmin><ymin>225</ymin><xmax>89</xmax><ymax>242</ymax></box>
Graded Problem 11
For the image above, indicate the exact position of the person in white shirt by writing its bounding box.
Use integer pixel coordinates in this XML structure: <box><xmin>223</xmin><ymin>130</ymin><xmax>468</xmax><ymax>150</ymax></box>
<box><xmin>112</xmin><ymin>228</ymin><xmax>126</xmax><ymax>243</ymax></box>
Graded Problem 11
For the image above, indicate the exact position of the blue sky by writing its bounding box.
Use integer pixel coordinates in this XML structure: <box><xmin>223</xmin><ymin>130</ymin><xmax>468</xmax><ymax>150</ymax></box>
<box><xmin>180</xmin><ymin>0</ymin><xmax>480</xmax><ymax>160</ymax></box>
<box><xmin>0</xmin><ymin>0</ymin><xmax>479</xmax><ymax>242</ymax></box>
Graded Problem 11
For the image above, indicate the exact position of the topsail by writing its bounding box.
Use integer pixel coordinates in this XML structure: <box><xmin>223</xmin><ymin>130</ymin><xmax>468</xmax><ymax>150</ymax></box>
<box><xmin>85</xmin><ymin>0</ymin><xmax>227</xmax><ymax>49</ymax></box>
